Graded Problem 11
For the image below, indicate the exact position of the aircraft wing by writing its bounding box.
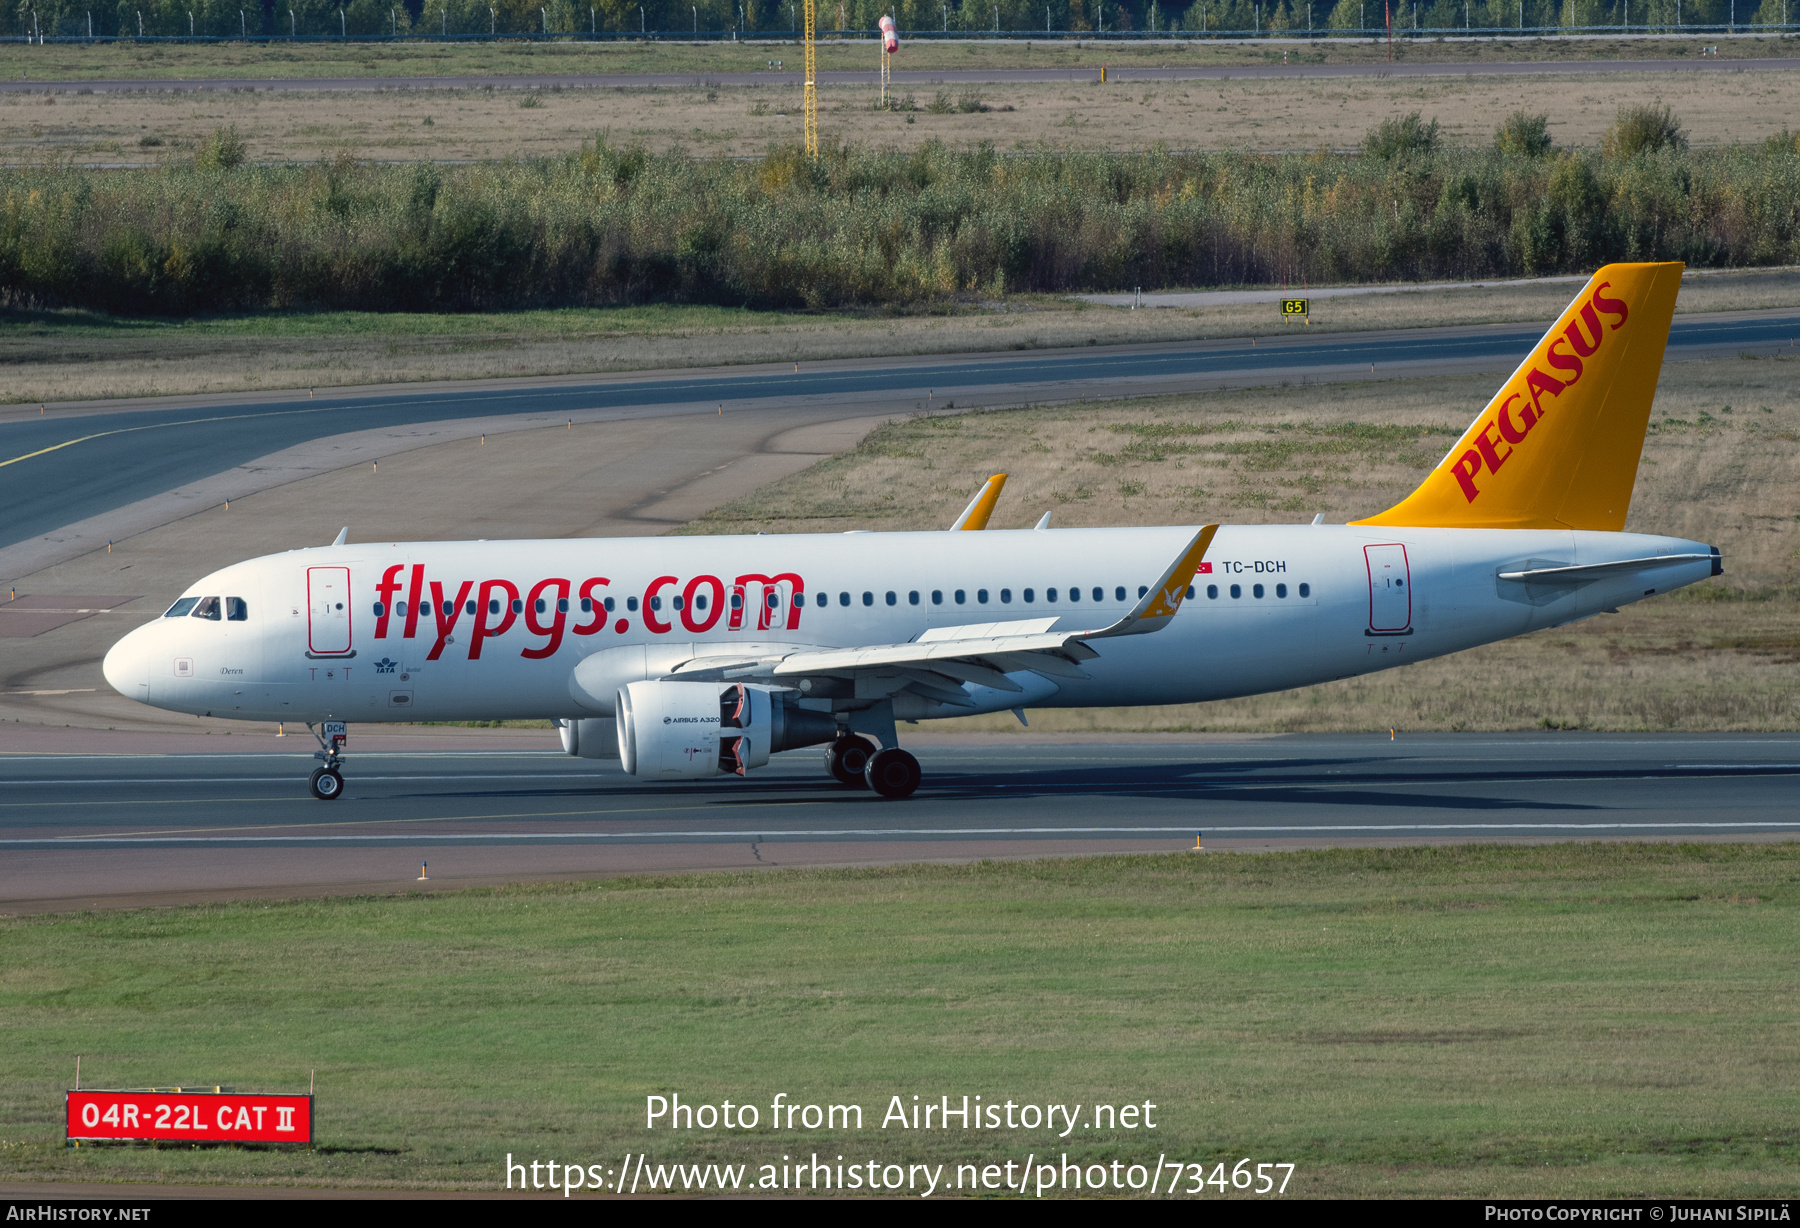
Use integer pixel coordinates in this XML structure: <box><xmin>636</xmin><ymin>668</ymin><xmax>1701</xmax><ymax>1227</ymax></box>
<box><xmin>662</xmin><ymin>525</ymin><xmax>1218</xmax><ymax>706</ymax></box>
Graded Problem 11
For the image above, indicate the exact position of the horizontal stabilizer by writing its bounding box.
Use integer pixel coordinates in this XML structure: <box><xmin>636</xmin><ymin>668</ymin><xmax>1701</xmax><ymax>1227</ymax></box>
<box><xmin>1498</xmin><ymin>554</ymin><xmax>1714</xmax><ymax>584</ymax></box>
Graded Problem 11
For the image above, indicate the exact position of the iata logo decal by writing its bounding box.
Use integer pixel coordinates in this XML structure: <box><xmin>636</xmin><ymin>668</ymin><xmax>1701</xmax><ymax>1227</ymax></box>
<box><xmin>1448</xmin><ymin>282</ymin><xmax>1629</xmax><ymax>503</ymax></box>
<box><xmin>374</xmin><ymin>657</ymin><xmax>397</xmax><ymax>674</ymax></box>
<box><xmin>370</xmin><ymin>564</ymin><xmax>807</xmax><ymax>663</ymax></box>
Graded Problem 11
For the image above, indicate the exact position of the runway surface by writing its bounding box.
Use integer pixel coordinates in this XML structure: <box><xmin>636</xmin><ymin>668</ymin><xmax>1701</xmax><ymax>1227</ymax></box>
<box><xmin>4</xmin><ymin>733</ymin><xmax>1795</xmax><ymax>912</ymax></box>
<box><xmin>6</xmin><ymin>309</ymin><xmax>1795</xmax><ymax>554</ymax></box>
<box><xmin>5</xmin><ymin>57</ymin><xmax>1797</xmax><ymax>92</ymax></box>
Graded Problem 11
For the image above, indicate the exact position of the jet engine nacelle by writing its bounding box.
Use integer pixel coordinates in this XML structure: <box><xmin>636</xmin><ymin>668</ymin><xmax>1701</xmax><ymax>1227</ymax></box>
<box><xmin>558</xmin><ymin>716</ymin><xmax>620</xmax><ymax>759</ymax></box>
<box><xmin>615</xmin><ymin>680</ymin><xmax>838</xmax><ymax>779</ymax></box>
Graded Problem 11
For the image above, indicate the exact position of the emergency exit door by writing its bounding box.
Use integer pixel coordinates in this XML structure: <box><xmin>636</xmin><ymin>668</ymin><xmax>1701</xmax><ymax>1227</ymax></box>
<box><xmin>307</xmin><ymin>567</ymin><xmax>353</xmax><ymax>655</ymax></box>
<box><xmin>1364</xmin><ymin>544</ymin><xmax>1413</xmax><ymax>635</ymax></box>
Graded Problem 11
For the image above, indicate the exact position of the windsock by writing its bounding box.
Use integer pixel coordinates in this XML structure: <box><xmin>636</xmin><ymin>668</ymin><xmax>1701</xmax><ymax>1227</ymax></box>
<box><xmin>879</xmin><ymin>14</ymin><xmax>898</xmax><ymax>52</ymax></box>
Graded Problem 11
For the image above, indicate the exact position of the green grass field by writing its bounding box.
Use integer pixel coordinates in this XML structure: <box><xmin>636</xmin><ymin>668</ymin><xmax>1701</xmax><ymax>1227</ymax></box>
<box><xmin>4</xmin><ymin>843</ymin><xmax>1796</xmax><ymax>1196</ymax></box>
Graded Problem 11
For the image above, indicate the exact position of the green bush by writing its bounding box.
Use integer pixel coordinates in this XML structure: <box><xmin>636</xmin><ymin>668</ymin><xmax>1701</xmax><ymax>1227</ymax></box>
<box><xmin>193</xmin><ymin>126</ymin><xmax>247</xmax><ymax>172</ymax></box>
<box><xmin>1361</xmin><ymin>112</ymin><xmax>1440</xmax><ymax>161</ymax></box>
<box><xmin>1495</xmin><ymin>112</ymin><xmax>1554</xmax><ymax>159</ymax></box>
<box><xmin>1</xmin><ymin>138</ymin><xmax>1796</xmax><ymax>315</ymax></box>
<box><xmin>1604</xmin><ymin>105</ymin><xmax>1688</xmax><ymax>160</ymax></box>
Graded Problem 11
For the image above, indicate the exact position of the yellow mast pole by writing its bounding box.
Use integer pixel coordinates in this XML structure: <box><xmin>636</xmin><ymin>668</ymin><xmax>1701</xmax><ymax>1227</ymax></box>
<box><xmin>804</xmin><ymin>0</ymin><xmax>818</xmax><ymax>157</ymax></box>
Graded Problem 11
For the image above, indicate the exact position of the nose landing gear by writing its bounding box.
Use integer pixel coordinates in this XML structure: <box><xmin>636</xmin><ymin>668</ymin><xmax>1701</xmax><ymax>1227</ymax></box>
<box><xmin>309</xmin><ymin>765</ymin><xmax>344</xmax><ymax>800</ymax></box>
<box><xmin>306</xmin><ymin>720</ymin><xmax>347</xmax><ymax>801</ymax></box>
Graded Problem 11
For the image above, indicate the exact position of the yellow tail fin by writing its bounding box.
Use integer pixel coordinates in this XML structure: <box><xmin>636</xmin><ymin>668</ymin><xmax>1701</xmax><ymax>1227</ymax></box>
<box><xmin>1353</xmin><ymin>262</ymin><xmax>1683</xmax><ymax>531</ymax></box>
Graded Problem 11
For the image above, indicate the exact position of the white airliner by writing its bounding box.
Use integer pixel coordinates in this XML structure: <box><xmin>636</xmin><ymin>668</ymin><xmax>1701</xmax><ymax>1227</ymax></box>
<box><xmin>103</xmin><ymin>262</ymin><xmax>1718</xmax><ymax>800</ymax></box>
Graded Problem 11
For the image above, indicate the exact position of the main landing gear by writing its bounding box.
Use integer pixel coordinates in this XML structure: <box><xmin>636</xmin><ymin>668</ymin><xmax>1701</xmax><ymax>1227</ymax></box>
<box><xmin>306</xmin><ymin>721</ymin><xmax>347</xmax><ymax>801</ymax></box>
<box><xmin>825</xmin><ymin>735</ymin><xmax>922</xmax><ymax>800</ymax></box>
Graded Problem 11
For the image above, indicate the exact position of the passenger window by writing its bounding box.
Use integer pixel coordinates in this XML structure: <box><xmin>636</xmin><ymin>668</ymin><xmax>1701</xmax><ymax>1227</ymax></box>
<box><xmin>1207</xmin><ymin>585</ymin><xmax>1218</xmax><ymax>599</ymax></box>
<box><xmin>536</xmin><ymin>598</ymin><xmax>548</xmax><ymax>614</ymax></box>
<box><xmin>626</xmin><ymin>597</ymin><xmax>639</xmax><ymax>612</ymax></box>
<box><xmin>1138</xmin><ymin>586</ymin><xmax>1148</xmax><ymax>598</ymax></box>
<box><xmin>465</xmin><ymin>600</ymin><xmax>477</xmax><ymax>616</ymax></box>
<box><xmin>604</xmin><ymin>597</ymin><xmax>616</xmax><ymax>612</ymax></box>
<box><xmin>372</xmin><ymin>602</ymin><xmax>385</xmax><ymax>617</ymax></box>
<box><xmin>672</xmin><ymin>595</ymin><xmax>684</xmax><ymax>611</ymax></box>
<box><xmin>580</xmin><ymin>598</ymin><xmax>592</xmax><ymax>613</ymax></box>
<box><xmin>767</xmin><ymin>593</ymin><xmax>780</xmax><ymax>609</ymax></box>
<box><xmin>696</xmin><ymin>594</ymin><xmax>708</xmax><ymax>611</ymax></box>
<box><xmin>977</xmin><ymin>589</ymin><xmax>989</xmax><ymax>604</ymax></box>
<box><xmin>1000</xmin><ymin>589</ymin><xmax>1012</xmax><ymax>603</ymax></box>
<box><xmin>816</xmin><ymin>592</ymin><xmax>828</xmax><ymax>608</ymax></box>
<box><xmin>1092</xmin><ymin>587</ymin><xmax>1103</xmax><ymax>602</ymax></box>
<box><xmin>885</xmin><ymin>592</ymin><xmax>897</xmax><ymax>606</ymax></box>
<box><xmin>420</xmin><ymin>601</ymin><xmax>433</xmax><ymax>615</ymax></box>
<box><xmin>1186</xmin><ymin>585</ymin><xmax>1195</xmax><ymax>599</ymax></box>
<box><xmin>1230</xmin><ymin>584</ymin><xmax>1241</xmax><ymax>599</ymax></box>
<box><xmin>954</xmin><ymin>590</ymin><xmax>966</xmax><ymax>604</ymax></box>
<box><xmin>557</xmin><ymin>598</ymin><xmax>569</xmax><ymax>613</ymax></box>
<box><xmin>1022</xmin><ymin>588</ymin><xmax>1034</xmax><ymax>603</ymax></box>
<box><xmin>1275</xmin><ymin>584</ymin><xmax>1287</xmax><ymax>598</ymax></box>
<box><xmin>191</xmin><ymin>596</ymin><xmax>222</xmax><ymax>620</ymax></box>
<box><xmin>1114</xmin><ymin>587</ymin><xmax>1126</xmax><ymax>602</ymax></box>
<box><xmin>862</xmin><ymin>592</ymin><xmax>874</xmax><ymax>606</ymax></box>
<box><xmin>931</xmin><ymin>590</ymin><xmax>943</xmax><ymax>605</ymax></box>
<box><xmin>164</xmin><ymin>598</ymin><xmax>200</xmax><ymax>618</ymax></box>
<box><xmin>908</xmin><ymin>591</ymin><xmax>920</xmax><ymax>606</ymax></box>
<box><xmin>1046</xmin><ymin>588</ymin><xmax>1057</xmax><ymax>603</ymax></box>
<box><xmin>225</xmin><ymin>597</ymin><xmax>247</xmax><ymax>621</ymax></box>
<box><xmin>1298</xmin><ymin>583</ymin><xmax>1311</xmax><ymax>598</ymax></box>
<box><xmin>395</xmin><ymin>600</ymin><xmax>408</xmax><ymax>618</ymax></box>
<box><xmin>649</xmin><ymin>596</ymin><xmax>662</xmax><ymax>611</ymax></box>
<box><xmin>839</xmin><ymin>592</ymin><xmax>850</xmax><ymax>607</ymax></box>
<box><xmin>1253</xmin><ymin>584</ymin><xmax>1264</xmax><ymax>598</ymax></box>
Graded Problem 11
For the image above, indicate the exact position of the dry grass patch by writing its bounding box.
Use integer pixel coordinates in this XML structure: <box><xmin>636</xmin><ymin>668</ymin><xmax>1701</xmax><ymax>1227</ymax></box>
<box><xmin>683</xmin><ymin>351</ymin><xmax>1800</xmax><ymax>732</ymax></box>
<box><xmin>9</xmin><ymin>68</ymin><xmax>1800</xmax><ymax>164</ymax></box>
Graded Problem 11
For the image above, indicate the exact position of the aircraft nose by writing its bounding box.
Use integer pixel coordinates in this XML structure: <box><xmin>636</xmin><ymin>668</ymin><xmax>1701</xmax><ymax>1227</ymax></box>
<box><xmin>102</xmin><ymin>624</ymin><xmax>155</xmax><ymax>702</ymax></box>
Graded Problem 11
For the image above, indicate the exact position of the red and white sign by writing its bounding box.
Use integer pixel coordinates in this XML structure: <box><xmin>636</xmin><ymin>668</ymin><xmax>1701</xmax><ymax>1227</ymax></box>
<box><xmin>67</xmin><ymin>1090</ymin><xmax>313</xmax><ymax>1144</ymax></box>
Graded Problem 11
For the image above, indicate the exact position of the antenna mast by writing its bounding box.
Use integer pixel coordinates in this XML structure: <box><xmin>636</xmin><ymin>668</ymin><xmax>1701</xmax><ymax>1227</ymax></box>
<box><xmin>804</xmin><ymin>0</ymin><xmax>818</xmax><ymax>157</ymax></box>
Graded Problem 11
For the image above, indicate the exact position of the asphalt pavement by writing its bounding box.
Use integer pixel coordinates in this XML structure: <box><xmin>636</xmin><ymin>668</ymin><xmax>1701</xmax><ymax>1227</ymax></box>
<box><xmin>4</xmin><ymin>733</ymin><xmax>1795</xmax><ymax>912</ymax></box>
<box><xmin>6</xmin><ymin>309</ymin><xmax>1795</xmax><ymax>557</ymax></box>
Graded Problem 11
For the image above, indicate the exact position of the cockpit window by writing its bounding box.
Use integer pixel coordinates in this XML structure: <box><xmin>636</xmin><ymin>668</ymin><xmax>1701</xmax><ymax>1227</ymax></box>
<box><xmin>164</xmin><ymin>597</ymin><xmax>200</xmax><ymax>618</ymax></box>
<box><xmin>226</xmin><ymin>597</ymin><xmax>248</xmax><ymax>622</ymax></box>
<box><xmin>190</xmin><ymin>596</ymin><xmax>222</xmax><ymax>621</ymax></box>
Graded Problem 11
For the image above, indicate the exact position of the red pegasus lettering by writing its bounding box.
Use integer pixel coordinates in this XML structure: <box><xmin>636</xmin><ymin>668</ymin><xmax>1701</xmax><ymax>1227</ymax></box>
<box><xmin>521</xmin><ymin>577</ymin><xmax>570</xmax><ymax>660</ymax></box>
<box><xmin>375</xmin><ymin>565</ymin><xmax>405</xmax><ymax>639</ymax></box>
<box><xmin>1545</xmin><ymin>335</ymin><xmax>1584</xmax><ymax>384</ymax></box>
<box><xmin>1473</xmin><ymin>419</ymin><xmax>1512</xmax><ymax>475</ymax></box>
<box><xmin>1563</xmin><ymin>301</ymin><xmax>1605</xmax><ymax>358</ymax></box>
<box><xmin>1495</xmin><ymin>393</ymin><xmax>1536</xmax><ymax>445</ymax></box>
<box><xmin>1525</xmin><ymin>367</ymin><xmax>1566</xmax><ymax>418</ymax></box>
<box><xmin>1590</xmin><ymin>282</ymin><xmax>1630</xmax><ymax>330</ymax></box>
<box><xmin>469</xmin><ymin>579</ymin><xmax>520</xmax><ymax>660</ymax></box>
<box><xmin>682</xmin><ymin>575</ymin><xmax>725</xmax><ymax>634</ymax></box>
<box><xmin>1450</xmin><ymin>449</ymin><xmax>1484</xmax><ymax>503</ymax></box>
<box><xmin>427</xmin><ymin>579</ymin><xmax>473</xmax><ymax>661</ymax></box>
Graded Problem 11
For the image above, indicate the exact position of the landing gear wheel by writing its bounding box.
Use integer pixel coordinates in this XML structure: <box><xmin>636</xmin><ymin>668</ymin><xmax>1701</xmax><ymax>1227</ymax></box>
<box><xmin>826</xmin><ymin>736</ymin><xmax>874</xmax><ymax>787</ymax></box>
<box><xmin>309</xmin><ymin>766</ymin><xmax>344</xmax><ymax>801</ymax></box>
<box><xmin>864</xmin><ymin>748</ymin><xmax>922</xmax><ymax>800</ymax></box>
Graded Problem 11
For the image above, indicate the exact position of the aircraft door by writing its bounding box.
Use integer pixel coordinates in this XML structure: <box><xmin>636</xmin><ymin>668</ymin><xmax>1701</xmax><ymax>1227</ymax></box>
<box><xmin>307</xmin><ymin>567</ymin><xmax>353</xmax><ymax>654</ymax></box>
<box><xmin>1364</xmin><ymin>544</ymin><xmax>1412</xmax><ymax>635</ymax></box>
